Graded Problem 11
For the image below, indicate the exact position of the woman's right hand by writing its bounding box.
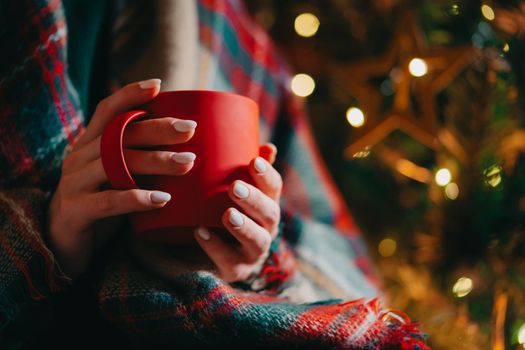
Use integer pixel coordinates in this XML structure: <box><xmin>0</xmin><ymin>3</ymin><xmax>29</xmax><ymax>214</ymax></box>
<box><xmin>48</xmin><ymin>79</ymin><xmax>197</xmax><ymax>278</ymax></box>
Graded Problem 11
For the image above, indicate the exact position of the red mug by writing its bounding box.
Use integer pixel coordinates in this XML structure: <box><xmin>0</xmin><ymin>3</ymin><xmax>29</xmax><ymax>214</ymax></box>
<box><xmin>100</xmin><ymin>90</ymin><xmax>259</xmax><ymax>244</ymax></box>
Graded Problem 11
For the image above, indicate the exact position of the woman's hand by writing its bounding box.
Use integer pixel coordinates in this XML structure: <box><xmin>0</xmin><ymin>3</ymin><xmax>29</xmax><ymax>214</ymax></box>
<box><xmin>48</xmin><ymin>79</ymin><xmax>197</xmax><ymax>278</ymax></box>
<box><xmin>194</xmin><ymin>144</ymin><xmax>282</xmax><ymax>283</ymax></box>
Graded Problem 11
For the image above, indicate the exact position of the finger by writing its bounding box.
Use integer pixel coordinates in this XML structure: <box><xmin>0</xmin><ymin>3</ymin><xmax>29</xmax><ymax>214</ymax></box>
<box><xmin>124</xmin><ymin>149</ymin><xmax>196</xmax><ymax>175</ymax></box>
<box><xmin>62</xmin><ymin>136</ymin><xmax>101</xmax><ymax>173</ymax></box>
<box><xmin>248</xmin><ymin>157</ymin><xmax>283</xmax><ymax>200</ymax></box>
<box><xmin>123</xmin><ymin>117</ymin><xmax>197</xmax><ymax>147</ymax></box>
<box><xmin>228</xmin><ymin>180</ymin><xmax>280</xmax><ymax>235</ymax></box>
<box><xmin>76</xmin><ymin>79</ymin><xmax>161</xmax><ymax>147</ymax></box>
<box><xmin>222</xmin><ymin>208</ymin><xmax>272</xmax><ymax>260</ymax></box>
<box><xmin>259</xmin><ymin>143</ymin><xmax>277</xmax><ymax>164</ymax></box>
<box><xmin>70</xmin><ymin>148</ymin><xmax>196</xmax><ymax>192</ymax></box>
<box><xmin>82</xmin><ymin>189</ymin><xmax>171</xmax><ymax>222</ymax></box>
<box><xmin>64</xmin><ymin>158</ymin><xmax>108</xmax><ymax>193</ymax></box>
<box><xmin>64</xmin><ymin>118</ymin><xmax>196</xmax><ymax>176</ymax></box>
<box><xmin>193</xmin><ymin>227</ymin><xmax>243</xmax><ymax>278</ymax></box>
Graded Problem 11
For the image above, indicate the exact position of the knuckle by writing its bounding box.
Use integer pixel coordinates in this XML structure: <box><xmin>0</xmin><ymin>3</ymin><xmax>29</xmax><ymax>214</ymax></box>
<box><xmin>272</xmin><ymin>174</ymin><xmax>283</xmax><ymax>194</ymax></box>
<box><xmin>152</xmin><ymin>119</ymin><xmax>169</xmax><ymax>135</ymax></box>
<box><xmin>95</xmin><ymin>97</ymin><xmax>110</xmax><ymax>115</ymax></box>
<box><xmin>127</xmin><ymin>189</ymin><xmax>148</xmax><ymax>205</ymax></box>
<box><xmin>265</xmin><ymin>205</ymin><xmax>281</xmax><ymax>226</ymax></box>
<box><xmin>60</xmin><ymin>173</ymin><xmax>75</xmax><ymax>190</ymax></box>
<box><xmin>95</xmin><ymin>191</ymin><xmax>113</xmax><ymax>213</ymax></box>
<box><xmin>256</xmin><ymin>232</ymin><xmax>271</xmax><ymax>254</ymax></box>
<box><xmin>150</xmin><ymin>151</ymin><xmax>168</xmax><ymax>165</ymax></box>
<box><xmin>52</xmin><ymin>197</ymin><xmax>75</xmax><ymax>228</ymax></box>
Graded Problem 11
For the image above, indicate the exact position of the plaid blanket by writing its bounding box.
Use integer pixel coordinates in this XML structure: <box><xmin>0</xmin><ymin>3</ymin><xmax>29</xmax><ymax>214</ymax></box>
<box><xmin>0</xmin><ymin>0</ymin><xmax>429</xmax><ymax>348</ymax></box>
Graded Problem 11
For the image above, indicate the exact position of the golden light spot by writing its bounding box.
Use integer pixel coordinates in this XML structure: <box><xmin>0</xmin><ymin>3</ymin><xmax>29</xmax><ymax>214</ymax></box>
<box><xmin>445</xmin><ymin>182</ymin><xmax>459</xmax><ymax>200</ymax></box>
<box><xmin>452</xmin><ymin>277</ymin><xmax>473</xmax><ymax>298</ymax></box>
<box><xmin>435</xmin><ymin>168</ymin><xmax>452</xmax><ymax>187</ymax></box>
<box><xmin>291</xmin><ymin>73</ymin><xmax>315</xmax><ymax>97</ymax></box>
<box><xmin>378</xmin><ymin>238</ymin><xmax>397</xmax><ymax>257</ymax></box>
<box><xmin>408</xmin><ymin>58</ymin><xmax>428</xmax><ymax>77</ymax></box>
<box><xmin>503</xmin><ymin>43</ymin><xmax>510</xmax><ymax>52</ymax></box>
<box><xmin>346</xmin><ymin>107</ymin><xmax>366</xmax><ymax>128</ymax></box>
<box><xmin>481</xmin><ymin>4</ymin><xmax>495</xmax><ymax>21</ymax></box>
<box><xmin>294</xmin><ymin>13</ymin><xmax>320</xmax><ymax>37</ymax></box>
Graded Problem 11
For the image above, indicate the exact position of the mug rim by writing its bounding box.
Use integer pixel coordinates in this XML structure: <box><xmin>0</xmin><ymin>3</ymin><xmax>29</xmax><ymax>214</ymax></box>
<box><xmin>155</xmin><ymin>90</ymin><xmax>257</xmax><ymax>109</ymax></box>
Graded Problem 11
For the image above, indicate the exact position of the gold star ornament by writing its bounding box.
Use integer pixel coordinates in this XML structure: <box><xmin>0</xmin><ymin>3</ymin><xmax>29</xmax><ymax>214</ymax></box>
<box><xmin>335</xmin><ymin>12</ymin><xmax>476</xmax><ymax>160</ymax></box>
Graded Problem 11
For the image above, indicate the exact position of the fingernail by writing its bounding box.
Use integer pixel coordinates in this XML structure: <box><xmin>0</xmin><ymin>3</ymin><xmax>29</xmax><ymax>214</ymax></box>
<box><xmin>171</xmin><ymin>152</ymin><xmax>196</xmax><ymax>164</ymax></box>
<box><xmin>196</xmin><ymin>227</ymin><xmax>211</xmax><ymax>240</ymax></box>
<box><xmin>138</xmin><ymin>78</ymin><xmax>161</xmax><ymax>90</ymax></box>
<box><xmin>254</xmin><ymin>157</ymin><xmax>267</xmax><ymax>173</ymax></box>
<box><xmin>173</xmin><ymin>120</ymin><xmax>197</xmax><ymax>132</ymax></box>
<box><xmin>233</xmin><ymin>182</ymin><xmax>249</xmax><ymax>199</ymax></box>
<box><xmin>229</xmin><ymin>209</ymin><xmax>244</xmax><ymax>227</ymax></box>
<box><xmin>150</xmin><ymin>191</ymin><xmax>171</xmax><ymax>203</ymax></box>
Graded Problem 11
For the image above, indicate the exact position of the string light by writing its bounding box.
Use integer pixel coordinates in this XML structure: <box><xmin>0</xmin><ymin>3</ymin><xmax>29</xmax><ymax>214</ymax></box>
<box><xmin>484</xmin><ymin>164</ymin><xmax>502</xmax><ymax>188</ymax></box>
<box><xmin>291</xmin><ymin>73</ymin><xmax>315</xmax><ymax>97</ymax></box>
<box><xmin>378</xmin><ymin>238</ymin><xmax>397</xmax><ymax>257</ymax></box>
<box><xmin>346</xmin><ymin>107</ymin><xmax>366</xmax><ymax>127</ymax></box>
<box><xmin>452</xmin><ymin>277</ymin><xmax>473</xmax><ymax>298</ymax></box>
<box><xmin>445</xmin><ymin>182</ymin><xmax>459</xmax><ymax>200</ymax></box>
<box><xmin>481</xmin><ymin>4</ymin><xmax>495</xmax><ymax>21</ymax></box>
<box><xmin>294</xmin><ymin>13</ymin><xmax>320</xmax><ymax>37</ymax></box>
<box><xmin>435</xmin><ymin>168</ymin><xmax>452</xmax><ymax>187</ymax></box>
<box><xmin>408</xmin><ymin>58</ymin><xmax>428</xmax><ymax>77</ymax></box>
<box><xmin>503</xmin><ymin>43</ymin><xmax>510</xmax><ymax>52</ymax></box>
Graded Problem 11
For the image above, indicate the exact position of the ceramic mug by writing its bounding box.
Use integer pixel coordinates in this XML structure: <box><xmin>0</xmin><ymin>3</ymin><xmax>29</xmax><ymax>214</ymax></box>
<box><xmin>100</xmin><ymin>90</ymin><xmax>259</xmax><ymax>244</ymax></box>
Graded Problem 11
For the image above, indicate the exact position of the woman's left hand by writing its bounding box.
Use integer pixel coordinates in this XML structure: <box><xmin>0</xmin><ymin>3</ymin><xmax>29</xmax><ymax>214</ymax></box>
<box><xmin>194</xmin><ymin>143</ymin><xmax>282</xmax><ymax>282</ymax></box>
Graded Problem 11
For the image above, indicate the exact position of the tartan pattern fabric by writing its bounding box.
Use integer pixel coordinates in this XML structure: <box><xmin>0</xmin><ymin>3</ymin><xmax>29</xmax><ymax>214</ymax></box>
<box><xmin>0</xmin><ymin>0</ymin><xmax>78</xmax><ymax>332</ymax></box>
<box><xmin>0</xmin><ymin>0</ymin><xmax>429</xmax><ymax>348</ymax></box>
<box><xmin>0</xmin><ymin>0</ymin><xmax>84</xmax><ymax>190</ymax></box>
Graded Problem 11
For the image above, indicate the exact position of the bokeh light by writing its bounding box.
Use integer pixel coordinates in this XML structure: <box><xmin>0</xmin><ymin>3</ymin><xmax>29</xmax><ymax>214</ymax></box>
<box><xmin>481</xmin><ymin>4</ymin><xmax>495</xmax><ymax>21</ymax></box>
<box><xmin>346</xmin><ymin>107</ymin><xmax>366</xmax><ymax>127</ymax></box>
<box><xmin>294</xmin><ymin>13</ymin><xmax>320</xmax><ymax>37</ymax></box>
<box><xmin>408</xmin><ymin>58</ymin><xmax>428</xmax><ymax>77</ymax></box>
<box><xmin>450</xmin><ymin>4</ymin><xmax>460</xmax><ymax>16</ymax></box>
<box><xmin>452</xmin><ymin>277</ymin><xmax>473</xmax><ymax>298</ymax></box>
<box><xmin>435</xmin><ymin>168</ymin><xmax>452</xmax><ymax>187</ymax></box>
<box><xmin>484</xmin><ymin>165</ymin><xmax>502</xmax><ymax>188</ymax></box>
<box><xmin>291</xmin><ymin>73</ymin><xmax>315</xmax><ymax>97</ymax></box>
<box><xmin>445</xmin><ymin>182</ymin><xmax>459</xmax><ymax>200</ymax></box>
<box><xmin>378</xmin><ymin>238</ymin><xmax>397</xmax><ymax>257</ymax></box>
<box><xmin>518</xmin><ymin>323</ymin><xmax>525</xmax><ymax>346</ymax></box>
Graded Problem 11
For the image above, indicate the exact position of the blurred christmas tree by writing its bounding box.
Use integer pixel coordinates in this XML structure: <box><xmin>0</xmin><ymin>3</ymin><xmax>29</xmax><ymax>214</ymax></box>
<box><xmin>246</xmin><ymin>0</ymin><xmax>525</xmax><ymax>348</ymax></box>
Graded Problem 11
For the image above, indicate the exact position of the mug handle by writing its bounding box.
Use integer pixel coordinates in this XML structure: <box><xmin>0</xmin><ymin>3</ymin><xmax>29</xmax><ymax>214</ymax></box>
<box><xmin>100</xmin><ymin>110</ymin><xmax>148</xmax><ymax>189</ymax></box>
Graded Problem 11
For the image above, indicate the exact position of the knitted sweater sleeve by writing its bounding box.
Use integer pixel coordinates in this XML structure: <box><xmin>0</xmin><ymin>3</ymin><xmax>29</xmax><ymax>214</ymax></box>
<box><xmin>0</xmin><ymin>188</ymin><xmax>70</xmax><ymax>330</ymax></box>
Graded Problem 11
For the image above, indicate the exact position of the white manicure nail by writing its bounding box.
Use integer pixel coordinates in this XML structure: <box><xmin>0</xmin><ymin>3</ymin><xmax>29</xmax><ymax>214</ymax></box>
<box><xmin>254</xmin><ymin>157</ymin><xmax>267</xmax><ymax>173</ymax></box>
<box><xmin>138</xmin><ymin>78</ymin><xmax>161</xmax><ymax>90</ymax></box>
<box><xmin>196</xmin><ymin>227</ymin><xmax>211</xmax><ymax>240</ymax></box>
<box><xmin>233</xmin><ymin>182</ymin><xmax>249</xmax><ymax>199</ymax></box>
<box><xmin>172</xmin><ymin>152</ymin><xmax>196</xmax><ymax>164</ymax></box>
<box><xmin>173</xmin><ymin>120</ymin><xmax>197</xmax><ymax>132</ymax></box>
<box><xmin>151</xmin><ymin>191</ymin><xmax>171</xmax><ymax>203</ymax></box>
<box><xmin>229</xmin><ymin>209</ymin><xmax>244</xmax><ymax>227</ymax></box>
